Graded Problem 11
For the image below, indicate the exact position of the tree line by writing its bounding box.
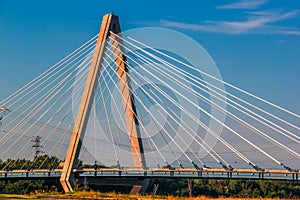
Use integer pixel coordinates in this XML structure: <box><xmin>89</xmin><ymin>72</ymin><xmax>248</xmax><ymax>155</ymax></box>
<box><xmin>145</xmin><ymin>178</ymin><xmax>300</xmax><ymax>198</ymax></box>
<box><xmin>1</xmin><ymin>156</ymin><xmax>300</xmax><ymax>198</ymax></box>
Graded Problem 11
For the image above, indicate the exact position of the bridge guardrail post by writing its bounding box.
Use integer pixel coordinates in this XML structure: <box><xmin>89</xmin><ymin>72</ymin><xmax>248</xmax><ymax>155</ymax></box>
<box><xmin>198</xmin><ymin>171</ymin><xmax>202</xmax><ymax>177</ymax></box>
<box><xmin>258</xmin><ymin>172</ymin><xmax>264</xmax><ymax>179</ymax></box>
<box><xmin>227</xmin><ymin>172</ymin><xmax>232</xmax><ymax>178</ymax></box>
<box><xmin>170</xmin><ymin>171</ymin><xmax>174</xmax><ymax>177</ymax></box>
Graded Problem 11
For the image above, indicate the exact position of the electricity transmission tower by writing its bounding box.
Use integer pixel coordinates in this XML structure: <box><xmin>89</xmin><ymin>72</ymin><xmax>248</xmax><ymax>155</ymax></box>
<box><xmin>31</xmin><ymin>136</ymin><xmax>44</xmax><ymax>159</ymax></box>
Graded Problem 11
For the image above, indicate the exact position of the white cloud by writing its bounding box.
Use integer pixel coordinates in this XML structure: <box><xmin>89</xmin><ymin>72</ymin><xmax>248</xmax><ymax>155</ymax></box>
<box><xmin>159</xmin><ymin>10</ymin><xmax>300</xmax><ymax>35</ymax></box>
<box><xmin>216</xmin><ymin>0</ymin><xmax>269</xmax><ymax>10</ymax></box>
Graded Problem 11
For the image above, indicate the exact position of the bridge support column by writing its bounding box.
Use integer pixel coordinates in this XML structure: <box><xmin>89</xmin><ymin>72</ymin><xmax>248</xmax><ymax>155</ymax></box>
<box><xmin>60</xmin><ymin>13</ymin><xmax>119</xmax><ymax>193</ymax></box>
<box><xmin>110</xmin><ymin>23</ymin><xmax>146</xmax><ymax>169</ymax></box>
<box><xmin>129</xmin><ymin>179</ymin><xmax>150</xmax><ymax>195</ymax></box>
<box><xmin>60</xmin><ymin>13</ymin><xmax>146</xmax><ymax>193</ymax></box>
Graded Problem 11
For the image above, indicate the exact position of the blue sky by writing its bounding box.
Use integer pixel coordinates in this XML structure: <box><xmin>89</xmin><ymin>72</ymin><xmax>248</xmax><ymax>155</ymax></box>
<box><xmin>0</xmin><ymin>0</ymin><xmax>299</xmax><ymax>113</ymax></box>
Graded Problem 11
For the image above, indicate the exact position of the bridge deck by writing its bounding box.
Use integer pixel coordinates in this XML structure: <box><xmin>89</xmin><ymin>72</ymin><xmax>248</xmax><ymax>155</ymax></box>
<box><xmin>0</xmin><ymin>168</ymin><xmax>299</xmax><ymax>181</ymax></box>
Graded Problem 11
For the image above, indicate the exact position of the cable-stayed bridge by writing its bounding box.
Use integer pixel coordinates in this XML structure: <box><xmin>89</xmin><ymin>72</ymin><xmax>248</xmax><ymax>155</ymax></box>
<box><xmin>0</xmin><ymin>13</ymin><xmax>300</xmax><ymax>193</ymax></box>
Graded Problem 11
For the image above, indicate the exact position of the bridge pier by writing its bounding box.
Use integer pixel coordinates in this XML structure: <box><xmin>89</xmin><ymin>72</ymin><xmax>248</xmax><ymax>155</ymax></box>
<box><xmin>76</xmin><ymin>177</ymin><xmax>149</xmax><ymax>194</ymax></box>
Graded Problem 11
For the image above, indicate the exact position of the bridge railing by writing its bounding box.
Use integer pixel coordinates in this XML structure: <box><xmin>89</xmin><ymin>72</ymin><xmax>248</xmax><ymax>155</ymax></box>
<box><xmin>0</xmin><ymin>168</ymin><xmax>299</xmax><ymax>181</ymax></box>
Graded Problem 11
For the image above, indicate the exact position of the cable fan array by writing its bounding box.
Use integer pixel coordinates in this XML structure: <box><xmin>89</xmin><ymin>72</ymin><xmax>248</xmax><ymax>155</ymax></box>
<box><xmin>0</xmin><ymin>32</ymin><xmax>299</xmax><ymax>171</ymax></box>
<box><xmin>0</xmin><ymin>35</ymin><xmax>98</xmax><ymax>170</ymax></box>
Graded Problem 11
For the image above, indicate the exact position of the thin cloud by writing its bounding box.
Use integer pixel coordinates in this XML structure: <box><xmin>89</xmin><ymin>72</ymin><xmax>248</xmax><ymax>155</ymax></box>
<box><xmin>216</xmin><ymin>0</ymin><xmax>269</xmax><ymax>10</ymax></box>
<box><xmin>282</xmin><ymin>30</ymin><xmax>300</xmax><ymax>35</ymax></box>
<box><xmin>159</xmin><ymin>10</ymin><xmax>299</xmax><ymax>35</ymax></box>
<box><xmin>276</xmin><ymin>40</ymin><xmax>285</xmax><ymax>44</ymax></box>
<box><xmin>222</xmin><ymin>10</ymin><xmax>298</xmax><ymax>32</ymax></box>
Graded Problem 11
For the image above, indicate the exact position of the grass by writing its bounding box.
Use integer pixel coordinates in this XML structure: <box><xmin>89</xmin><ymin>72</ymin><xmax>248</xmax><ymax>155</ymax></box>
<box><xmin>0</xmin><ymin>194</ymin><xmax>37</xmax><ymax>199</ymax></box>
<box><xmin>0</xmin><ymin>192</ymin><xmax>295</xmax><ymax>200</ymax></box>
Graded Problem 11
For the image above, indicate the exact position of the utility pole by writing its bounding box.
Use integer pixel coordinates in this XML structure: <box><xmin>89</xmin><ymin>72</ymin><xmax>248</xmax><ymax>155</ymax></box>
<box><xmin>187</xmin><ymin>179</ymin><xmax>193</xmax><ymax>198</ymax></box>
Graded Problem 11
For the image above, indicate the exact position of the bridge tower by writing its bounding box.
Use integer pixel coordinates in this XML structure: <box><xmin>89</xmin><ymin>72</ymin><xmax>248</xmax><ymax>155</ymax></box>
<box><xmin>60</xmin><ymin>13</ymin><xmax>146</xmax><ymax>193</ymax></box>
